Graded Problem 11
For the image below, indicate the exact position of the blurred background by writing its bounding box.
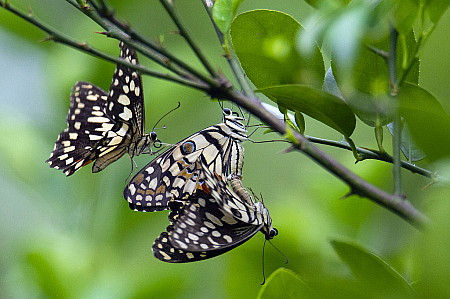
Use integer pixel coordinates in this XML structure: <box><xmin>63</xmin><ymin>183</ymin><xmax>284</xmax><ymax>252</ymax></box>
<box><xmin>0</xmin><ymin>0</ymin><xmax>449</xmax><ymax>298</ymax></box>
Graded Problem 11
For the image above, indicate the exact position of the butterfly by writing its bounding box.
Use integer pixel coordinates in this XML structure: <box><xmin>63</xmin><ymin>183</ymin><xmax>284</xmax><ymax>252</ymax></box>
<box><xmin>46</xmin><ymin>42</ymin><xmax>157</xmax><ymax>176</ymax></box>
<box><xmin>152</xmin><ymin>172</ymin><xmax>277</xmax><ymax>263</ymax></box>
<box><xmin>123</xmin><ymin>108</ymin><xmax>247</xmax><ymax>212</ymax></box>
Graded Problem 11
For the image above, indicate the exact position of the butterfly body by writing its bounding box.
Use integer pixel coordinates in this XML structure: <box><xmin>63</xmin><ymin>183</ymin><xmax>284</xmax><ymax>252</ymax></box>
<box><xmin>46</xmin><ymin>42</ymin><xmax>157</xmax><ymax>176</ymax></box>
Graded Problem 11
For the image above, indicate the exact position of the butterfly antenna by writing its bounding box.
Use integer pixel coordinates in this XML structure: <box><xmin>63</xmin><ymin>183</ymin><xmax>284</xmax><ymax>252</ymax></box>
<box><xmin>268</xmin><ymin>239</ymin><xmax>289</xmax><ymax>264</ymax></box>
<box><xmin>261</xmin><ymin>239</ymin><xmax>267</xmax><ymax>285</ymax></box>
<box><xmin>152</xmin><ymin>101</ymin><xmax>181</xmax><ymax>132</ymax></box>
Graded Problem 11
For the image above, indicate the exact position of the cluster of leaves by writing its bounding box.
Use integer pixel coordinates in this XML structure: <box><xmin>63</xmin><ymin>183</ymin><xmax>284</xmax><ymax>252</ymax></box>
<box><xmin>214</xmin><ymin>0</ymin><xmax>450</xmax><ymax>163</ymax></box>
<box><xmin>210</xmin><ymin>0</ymin><xmax>450</xmax><ymax>297</ymax></box>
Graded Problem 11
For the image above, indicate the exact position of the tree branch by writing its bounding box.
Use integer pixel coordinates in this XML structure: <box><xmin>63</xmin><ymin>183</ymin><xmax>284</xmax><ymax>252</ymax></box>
<box><xmin>0</xmin><ymin>0</ymin><xmax>430</xmax><ymax>229</ymax></box>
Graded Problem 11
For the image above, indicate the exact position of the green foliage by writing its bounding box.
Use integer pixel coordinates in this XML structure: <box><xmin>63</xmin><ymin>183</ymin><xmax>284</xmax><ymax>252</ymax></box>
<box><xmin>258</xmin><ymin>85</ymin><xmax>355</xmax><ymax>137</ymax></box>
<box><xmin>1</xmin><ymin>0</ymin><xmax>450</xmax><ymax>298</ymax></box>
<box><xmin>230</xmin><ymin>10</ymin><xmax>325</xmax><ymax>89</ymax></box>
<box><xmin>398</xmin><ymin>83</ymin><xmax>450</xmax><ymax>161</ymax></box>
<box><xmin>257</xmin><ymin>268</ymin><xmax>318</xmax><ymax>299</ymax></box>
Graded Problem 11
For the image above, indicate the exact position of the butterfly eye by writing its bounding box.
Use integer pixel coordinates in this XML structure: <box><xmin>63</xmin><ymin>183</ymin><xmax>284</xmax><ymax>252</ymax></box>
<box><xmin>269</xmin><ymin>228</ymin><xmax>278</xmax><ymax>238</ymax></box>
<box><xmin>223</xmin><ymin>108</ymin><xmax>231</xmax><ymax>115</ymax></box>
<box><xmin>150</xmin><ymin>131</ymin><xmax>157</xmax><ymax>141</ymax></box>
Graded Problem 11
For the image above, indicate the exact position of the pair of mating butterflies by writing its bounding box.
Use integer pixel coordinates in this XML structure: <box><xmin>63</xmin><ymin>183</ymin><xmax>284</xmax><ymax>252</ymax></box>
<box><xmin>46</xmin><ymin>42</ymin><xmax>277</xmax><ymax>262</ymax></box>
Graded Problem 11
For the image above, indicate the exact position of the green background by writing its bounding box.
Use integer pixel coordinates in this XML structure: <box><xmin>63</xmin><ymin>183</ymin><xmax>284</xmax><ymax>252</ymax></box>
<box><xmin>1</xmin><ymin>0</ymin><xmax>449</xmax><ymax>298</ymax></box>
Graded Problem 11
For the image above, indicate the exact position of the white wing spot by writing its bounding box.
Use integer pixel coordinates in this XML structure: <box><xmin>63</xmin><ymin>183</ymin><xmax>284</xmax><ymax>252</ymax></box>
<box><xmin>63</xmin><ymin>146</ymin><xmax>76</xmax><ymax>153</ymax></box>
<box><xmin>87</xmin><ymin>116</ymin><xmax>110</xmax><ymax>123</ymax></box>
<box><xmin>117</xmin><ymin>94</ymin><xmax>130</xmax><ymax>105</ymax></box>
<box><xmin>130</xmin><ymin>80</ymin><xmax>135</xmax><ymax>91</ymax></box>
<box><xmin>86</xmin><ymin>94</ymin><xmax>98</xmax><ymax>101</ymax></box>
<box><xmin>122</xmin><ymin>85</ymin><xmax>129</xmax><ymax>94</ymax></box>
<box><xmin>118</xmin><ymin>106</ymin><xmax>133</xmax><ymax>121</ymax></box>
<box><xmin>74</xmin><ymin>122</ymin><xmax>81</xmax><ymax>130</ymax></box>
<box><xmin>69</xmin><ymin>133</ymin><xmax>78</xmax><ymax>139</ymax></box>
<box><xmin>134</xmin><ymin>86</ymin><xmax>140</xmax><ymax>97</ymax></box>
<box><xmin>128</xmin><ymin>184</ymin><xmax>136</xmax><ymax>195</ymax></box>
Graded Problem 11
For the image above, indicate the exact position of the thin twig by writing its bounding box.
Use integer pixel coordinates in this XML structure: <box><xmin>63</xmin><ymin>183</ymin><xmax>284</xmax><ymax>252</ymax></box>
<box><xmin>388</xmin><ymin>24</ymin><xmax>403</xmax><ymax>196</ymax></box>
<box><xmin>201</xmin><ymin>0</ymin><xmax>256</xmax><ymax>98</ymax></box>
<box><xmin>159</xmin><ymin>0</ymin><xmax>219</xmax><ymax>78</ymax></box>
<box><xmin>306</xmin><ymin>136</ymin><xmax>432</xmax><ymax>178</ymax></box>
<box><xmin>0</xmin><ymin>1</ymin><xmax>209</xmax><ymax>91</ymax></box>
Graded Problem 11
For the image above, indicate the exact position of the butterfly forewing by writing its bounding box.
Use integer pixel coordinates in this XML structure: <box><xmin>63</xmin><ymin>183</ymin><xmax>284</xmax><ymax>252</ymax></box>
<box><xmin>124</xmin><ymin>115</ymin><xmax>246</xmax><ymax>212</ymax></box>
<box><xmin>47</xmin><ymin>42</ymin><xmax>156</xmax><ymax>176</ymax></box>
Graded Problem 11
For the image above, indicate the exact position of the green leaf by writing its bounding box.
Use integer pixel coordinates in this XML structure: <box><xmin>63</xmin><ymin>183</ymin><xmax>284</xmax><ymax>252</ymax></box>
<box><xmin>415</xmin><ymin>186</ymin><xmax>450</xmax><ymax>298</ymax></box>
<box><xmin>212</xmin><ymin>0</ymin><xmax>233</xmax><ymax>33</ymax></box>
<box><xmin>331</xmin><ymin>240</ymin><xmax>414</xmax><ymax>297</ymax></box>
<box><xmin>231</xmin><ymin>10</ymin><xmax>325</xmax><ymax>89</ymax></box>
<box><xmin>303</xmin><ymin>0</ymin><xmax>351</xmax><ymax>9</ymax></box>
<box><xmin>398</xmin><ymin>83</ymin><xmax>450</xmax><ymax>162</ymax></box>
<box><xmin>388</xmin><ymin>0</ymin><xmax>420</xmax><ymax>35</ymax></box>
<box><xmin>424</xmin><ymin>0</ymin><xmax>450</xmax><ymax>23</ymax></box>
<box><xmin>387</xmin><ymin>120</ymin><xmax>426</xmax><ymax>161</ymax></box>
<box><xmin>323</xmin><ymin>67</ymin><xmax>343</xmax><ymax>99</ymax></box>
<box><xmin>258</xmin><ymin>85</ymin><xmax>356</xmax><ymax>137</ymax></box>
<box><xmin>257</xmin><ymin>268</ymin><xmax>318</xmax><ymax>299</ymax></box>
<box><xmin>332</xmin><ymin>29</ymin><xmax>419</xmax><ymax>127</ymax></box>
<box><xmin>295</xmin><ymin>110</ymin><xmax>306</xmax><ymax>134</ymax></box>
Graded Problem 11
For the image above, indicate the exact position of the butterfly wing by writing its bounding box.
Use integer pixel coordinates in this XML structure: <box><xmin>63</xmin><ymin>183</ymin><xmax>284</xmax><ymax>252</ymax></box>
<box><xmin>124</xmin><ymin>123</ymin><xmax>244</xmax><ymax>212</ymax></box>
<box><xmin>47</xmin><ymin>42</ymin><xmax>149</xmax><ymax>175</ymax></box>
<box><xmin>46</xmin><ymin>82</ymin><xmax>110</xmax><ymax>176</ymax></box>
<box><xmin>152</xmin><ymin>191</ymin><xmax>263</xmax><ymax>263</ymax></box>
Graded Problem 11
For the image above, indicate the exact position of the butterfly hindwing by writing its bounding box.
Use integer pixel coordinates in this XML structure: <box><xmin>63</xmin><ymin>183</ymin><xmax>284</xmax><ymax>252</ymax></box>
<box><xmin>46</xmin><ymin>82</ymin><xmax>110</xmax><ymax>176</ymax></box>
<box><xmin>152</xmin><ymin>191</ymin><xmax>263</xmax><ymax>263</ymax></box>
<box><xmin>124</xmin><ymin>112</ymin><xmax>247</xmax><ymax>212</ymax></box>
<box><xmin>47</xmin><ymin>42</ymin><xmax>156</xmax><ymax>176</ymax></box>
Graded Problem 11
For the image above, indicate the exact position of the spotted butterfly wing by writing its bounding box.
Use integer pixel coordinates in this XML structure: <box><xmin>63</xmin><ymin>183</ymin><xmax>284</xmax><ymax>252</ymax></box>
<box><xmin>46</xmin><ymin>42</ymin><xmax>157</xmax><ymax>176</ymax></box>
<box><xmin>124</xmin><ymin>108</ymin><xmax>246</xmax><ymax>212</ymax></box>
<box><xmin>152</xmin><ymin>186</ymin><xmax>276</xmax><ymax>263</ymax></box>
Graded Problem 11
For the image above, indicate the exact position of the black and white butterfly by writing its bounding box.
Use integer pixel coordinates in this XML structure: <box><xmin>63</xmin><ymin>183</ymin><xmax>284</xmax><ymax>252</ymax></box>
<box><xmin>123</xmin><ymin>108</ymin><xmax>247</xmax><ymax>212</ymax></box>
<box><xmin>152</xmin><ymin>173</ymin><xmax>277</xmax><ymax>263</ymax></box>
<box><xmin>46</xmin><ymin>42</ymin><xmax>157</xmax><ymax>176</ymax></box>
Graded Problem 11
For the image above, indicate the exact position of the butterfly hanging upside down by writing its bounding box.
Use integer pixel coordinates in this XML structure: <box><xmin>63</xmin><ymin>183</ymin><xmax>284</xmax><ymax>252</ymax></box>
<box><xmin>46</xmin><ymin>42</ymin><xmax>158</xmax><ymax>176</ymax></box>
<box><xmin>123</xmin><ymin>107</ymin><xmax>247</xmax><ymax>212</ymax></box>
<box><xmin>152</xmin><ymin>167</ymin><xmax>277</xmax><ymax>263</ymax></box>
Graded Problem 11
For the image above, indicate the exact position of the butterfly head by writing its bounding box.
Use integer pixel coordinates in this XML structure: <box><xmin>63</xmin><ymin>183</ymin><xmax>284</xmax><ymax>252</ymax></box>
<box><xmin>134</xmin><ymin>131</ymin><xmax>159</xmax><ymax>155</ymax></box>
<box><xmin>222</xmin><ymin>109</ymin><xmax>247</xmax><ymax>140</ymax></box>
<box><xmin>255</xmin><ymin>202</ymin><xmax>278</xmax><ymax>240</ymax></box>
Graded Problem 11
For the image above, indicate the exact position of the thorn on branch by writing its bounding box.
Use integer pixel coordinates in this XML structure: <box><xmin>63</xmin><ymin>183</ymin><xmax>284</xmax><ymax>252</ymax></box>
<box><xmin>341</xmin><ymin>188</ymin><xmax>358</xmax><ymax>199</ymax></box>
<box><xmin>40</xmin><ymin>35</ymin><xmax>54</xmax><ymax>43</ymax></box>
<box><xmin>27</xmin><ymin>5</ymin><xmax>32</xmax><ymax>16</ymax></box>
<box><xmin>94</xmin><ymin>31</ymin><xmax>112</xmax><ymax>37</ymax></box>
<box><xmin>170</xmin><ymin>30</ymin><xmax>180</xmax><ymax>35</ymax></box>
